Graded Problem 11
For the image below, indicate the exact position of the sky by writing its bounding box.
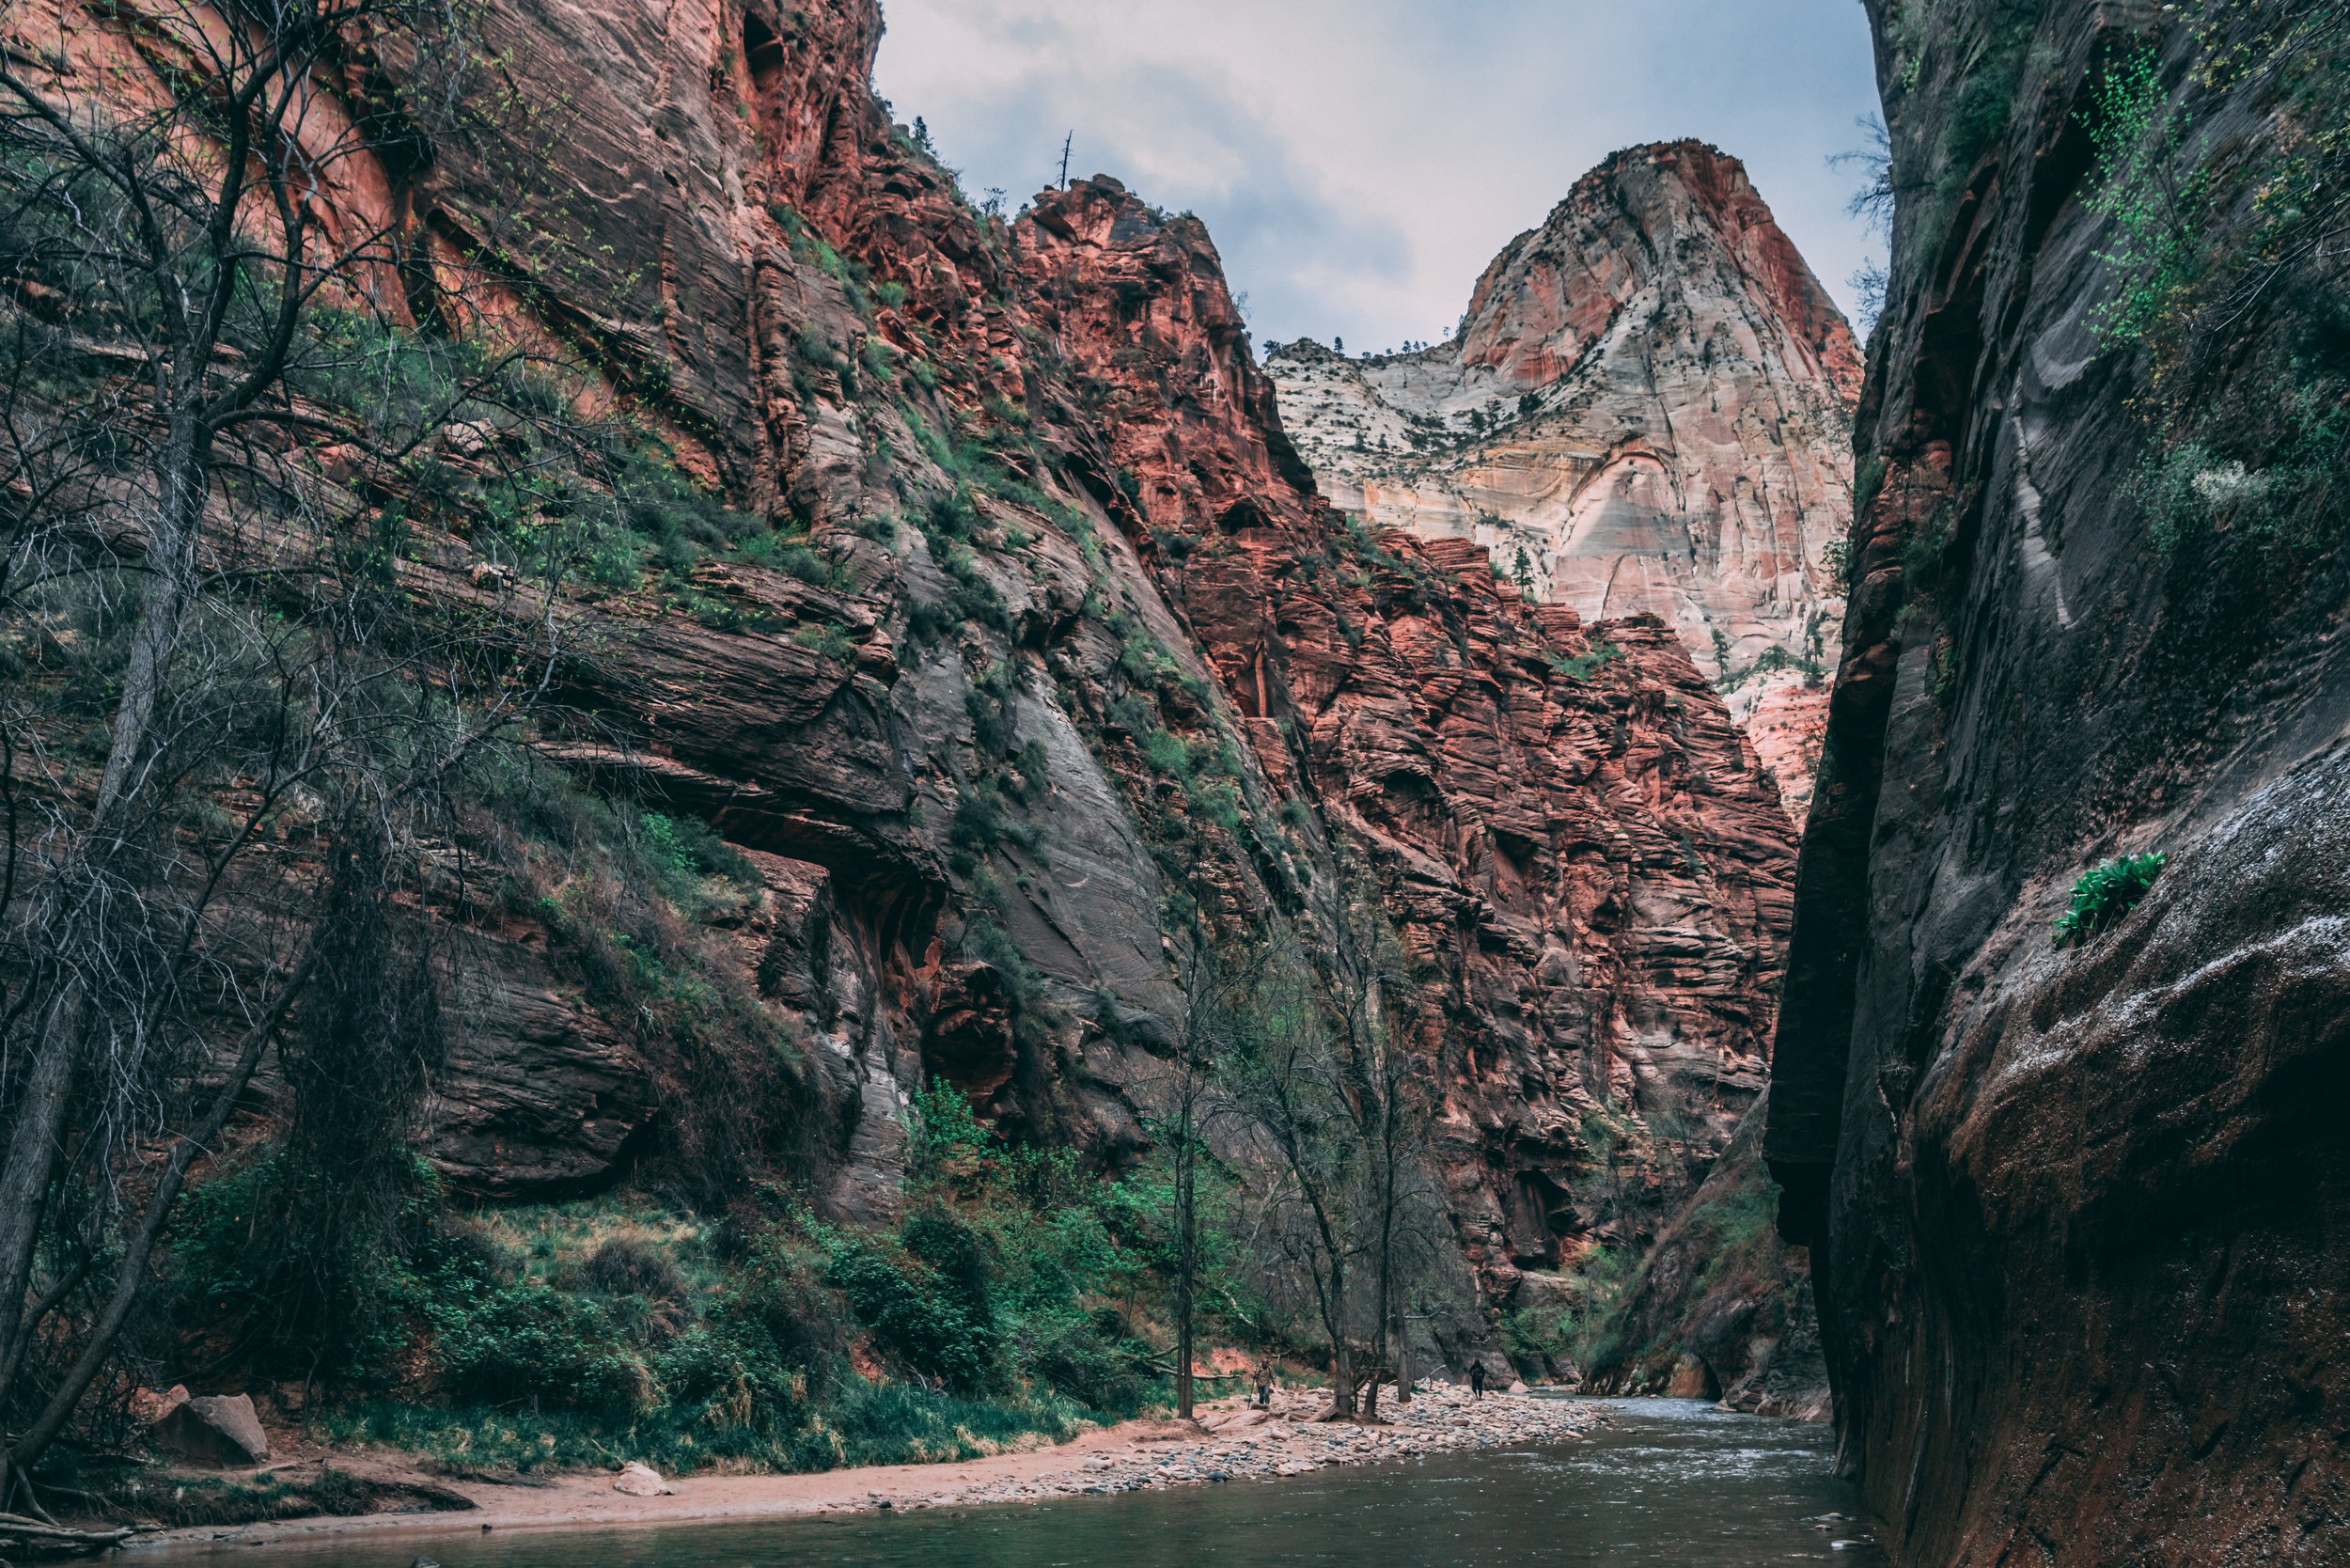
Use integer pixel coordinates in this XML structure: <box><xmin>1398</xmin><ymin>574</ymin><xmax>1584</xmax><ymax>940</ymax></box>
<box><xmin>872</xmin><ymin>0</ymin><xmax>1887</xmax><ymax>354</ymax></box>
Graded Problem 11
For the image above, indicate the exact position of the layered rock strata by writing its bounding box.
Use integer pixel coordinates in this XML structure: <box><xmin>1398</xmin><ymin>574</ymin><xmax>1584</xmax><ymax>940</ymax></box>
<box><xmin>1768</xmin><ymin>0</ymin><xmax>2350</xmax><ymax>1559</ymax></box>
<box><xmin>15</xmin><ymin>0</ymin><xmax>1800</xmax><ymax>1353</ymax></box>
<box><xmin>1268</xmin><ymin>143</ymin><xmax>1862</xmax><ymax>815</ymax></box>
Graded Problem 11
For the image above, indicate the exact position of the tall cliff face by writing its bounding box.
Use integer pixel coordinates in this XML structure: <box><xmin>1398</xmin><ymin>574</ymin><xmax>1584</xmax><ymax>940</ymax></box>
<box><xmin>1768</xmin><ymin>0</ymin><xmax>2350</xmax><ymax>1559</ymax></box>
<box><xmin>1267</xmin><ymin>143</ymin><xmax>1862</xmax><ymax>816</ymax></box>
<box><xmin>11</xmin><ymin>0</ymin><xmax>1805</xmax><ymax>1340</ymax></box>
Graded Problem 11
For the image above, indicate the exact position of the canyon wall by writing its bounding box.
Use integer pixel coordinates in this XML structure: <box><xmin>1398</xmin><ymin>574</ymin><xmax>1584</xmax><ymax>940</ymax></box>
<box><xmin>8</xmin><ymin>0</ymin><xmax>1807</xmax><ymax>1357</ymax></box>
<box><xmin>1769</xmin><ymin>0</ymin><xmax>2349</xmax><ymax>1559</ymax></box>
<box><xmin>1267</xmin><ymin>143</ymin><xmax>1861</xmax><ymax>815</ymax></box>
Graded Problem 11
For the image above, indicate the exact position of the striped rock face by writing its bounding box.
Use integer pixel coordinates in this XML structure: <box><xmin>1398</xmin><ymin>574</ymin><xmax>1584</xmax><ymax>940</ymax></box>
<box><xmin>1270</xmin><ymin>141</ymin><xmax>1860</xmax><ymax>819</ymax></box>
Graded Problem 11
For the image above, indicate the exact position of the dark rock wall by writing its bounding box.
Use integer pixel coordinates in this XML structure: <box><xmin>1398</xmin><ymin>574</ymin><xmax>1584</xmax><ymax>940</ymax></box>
<box><xmin>1768</xmin><ymin>0</ymin><xmax>2350</xmax><ymax>1559</ymax></box>
<box><xmin>1580</xmin><ymin>1087</ymin><xmax>1827</xmax><ymax>1418</ymax></box>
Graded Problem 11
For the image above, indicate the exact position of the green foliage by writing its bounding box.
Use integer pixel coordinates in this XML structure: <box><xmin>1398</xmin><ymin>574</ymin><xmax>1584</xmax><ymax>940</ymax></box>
<box><xmin>1145</xmin><ymin>729</ymin><xmax>1192</xmax><ymax>777</ymax></box>
<box><xmin>1822</xmin><ymin>537</ymin><xmax>1856</xmax><ymax>593</ymax></box>
<box><xmin>439</xmin><ymin>1285</ymin><xmax>655</xmax><ymax>1413</ymax></box>
<box><xmin>1497</xmin><ymin>1305</ymin><xmax>1575</xmax><ymax>1364</ymax></box>
<box><xmin>638</xmin><ymin>811</ymin><xmax>753</xmax><ymax>890</ymax></box>
<box><xmin>908</xmin><ymin>1078</ymin><xmax>994</xmax><ymax>1185</ymax></box>
<box><xmin>2088</xmin><ymin>47</ymin><xmax>2206</xmax><ymax>347</ymax></box>
<box><xmin>2053</xmin><ymin>851</ymin><xmax>2168</xmax><ymax>946</ymax></box>
<box><xmin>1544</xmin><ymin>642</ymin><xmax>1622</xmax><ymax>683</ymax></box>
<box><xmin>166</xmin><ymin>1147</ymin><xmax>446</xmax><ymax>1383</ymax></box>
<box><xmin>827</xmin><ymin>1222</ymin><xmax>995</xmax><ymax>1393</ymax></box>
<box><xmin>2087</xmin><ymin>11</ymin><xmax>2350</xmax><ymax>560</ymax></box>
<box><xmin>791</xmin><ymin>620</ymin><xmax>858</xmax><ymax>664</ymax></box>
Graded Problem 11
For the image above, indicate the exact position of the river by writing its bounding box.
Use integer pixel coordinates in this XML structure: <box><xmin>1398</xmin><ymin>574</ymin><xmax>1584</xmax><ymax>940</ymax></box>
<box><xmin>153</xmin><ymin>1398</ymin><xmax>1886</xmax><ymax>1565</ymax></box>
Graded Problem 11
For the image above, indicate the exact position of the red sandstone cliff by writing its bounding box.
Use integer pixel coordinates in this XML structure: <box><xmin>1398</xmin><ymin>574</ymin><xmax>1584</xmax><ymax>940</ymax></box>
<box><xmin>7</xmin><ymin>0</ymin><xmax>1802</xmax><ymax>1357</ymax></box>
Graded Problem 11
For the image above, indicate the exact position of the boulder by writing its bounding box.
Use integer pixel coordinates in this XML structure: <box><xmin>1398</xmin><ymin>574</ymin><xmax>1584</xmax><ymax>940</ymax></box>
<box><xmin>155</xmin><ymin>1392</ymin><xmax>269</xmax><ymax>1466</ymax></box>
<box><xmin>129</xmin><ymin>1383</ymin><xmax>189</xmax><ymax>1424</ymax></box>
<box><xmin>613</xmin><ymin>1461</ymin><xmax>671</xmax><ymax>1496</ymax></box>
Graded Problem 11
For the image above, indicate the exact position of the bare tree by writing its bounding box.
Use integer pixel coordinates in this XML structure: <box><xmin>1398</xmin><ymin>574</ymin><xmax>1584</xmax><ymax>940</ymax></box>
<box><xmin>1221</xmin><ymin>937</ymin><xmax>1366</xmax><ymax>1417</ymax></box>
<box><xmin>1164</xmin><ymin>933</ymin><xmax>1243</xmax><ymax>1422</ymax></box>
<box><xmin>0</xmin><ymin>0</ymin><xmax>619</xmax><ymax>1524</ymax></box>
<box><xmin>1217</xmin><ymin>859</ymin><xmax>1446</xmax><ymax>1421</ymax></box>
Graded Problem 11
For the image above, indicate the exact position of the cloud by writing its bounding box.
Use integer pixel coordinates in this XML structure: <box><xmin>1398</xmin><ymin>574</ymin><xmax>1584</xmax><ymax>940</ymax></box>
<box><xmin>875</xmin><ymin>0</ymin><xmax>1885</xmax><ymax>352</ymax></box>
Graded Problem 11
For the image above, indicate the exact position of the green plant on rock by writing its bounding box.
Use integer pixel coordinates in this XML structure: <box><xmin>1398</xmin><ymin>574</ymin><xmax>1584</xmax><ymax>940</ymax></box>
<box><xmin>1545</xmin><ymin>642</ymin><xmax>1622</xmax><ymax>683</ymax></box>
<box><xmin>2053</xmin><ymin>852</ymin><xmax>2168</xmax><ymax>946</ymax></box>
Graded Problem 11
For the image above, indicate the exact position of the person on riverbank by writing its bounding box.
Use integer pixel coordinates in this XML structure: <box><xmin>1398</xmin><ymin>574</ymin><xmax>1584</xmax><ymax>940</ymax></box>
<box><xmin>1469</xmin><ymin>1361</ymin><xmax>1488</xmax><ymax>1399</ymax></box>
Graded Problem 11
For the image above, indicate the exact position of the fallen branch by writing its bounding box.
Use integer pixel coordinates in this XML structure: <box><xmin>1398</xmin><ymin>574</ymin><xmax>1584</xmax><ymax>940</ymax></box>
<box><xmin>0</xmin><ymin>1509</ymin><xmax>148</xmax><ymax>1545</ymax></box>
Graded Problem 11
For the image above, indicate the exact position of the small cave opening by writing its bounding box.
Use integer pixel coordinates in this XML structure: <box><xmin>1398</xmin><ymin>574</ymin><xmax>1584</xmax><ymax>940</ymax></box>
<box><xmin>743</xmin><ymin>11</ymin><xmax>785</xmax><ymax>99</ymax></box>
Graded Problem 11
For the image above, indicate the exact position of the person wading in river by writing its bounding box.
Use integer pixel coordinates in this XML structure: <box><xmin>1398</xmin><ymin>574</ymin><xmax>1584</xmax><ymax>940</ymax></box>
<box><xmin>1469</xmin><ymin>1361</ymin><xmax>1488</xmax><ymax>1399</ymax></box>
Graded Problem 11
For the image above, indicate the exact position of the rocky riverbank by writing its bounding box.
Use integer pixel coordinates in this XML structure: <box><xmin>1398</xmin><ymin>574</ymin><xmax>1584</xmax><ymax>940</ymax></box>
<box><xmin>126</xmin><ymin>1388</ymin><xmax>1607</xmax><ymax>1555</ymax></box>
<box><xmin>880</xmin><ymin>1386</ymin><xmax>1607</xmax><ymax>1509</ymax></box>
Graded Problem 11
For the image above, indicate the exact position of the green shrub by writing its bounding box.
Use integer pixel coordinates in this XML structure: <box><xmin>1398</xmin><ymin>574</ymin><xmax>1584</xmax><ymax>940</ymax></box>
<box><xmin>791</xmin><ymin>620</ymin><xmax>857</xmax><ymax>663</ymax></box>
<box><xmin>826</xmin><ymin>1231</ymin><xmax>994</xmax><ymax>1393</ymax></box>
<box><xmin>1545</xmin><ymin>642</ymin><xmax>1622</xmax><ymax>683</ymax></box>
<box><xmin>2053</xmin><ymin>852</ymin><xmax>2168</xmax><ymax>946</ymax></box>
<box><xmin>1195</xmin><ymin>779</ymin><xmax>1243</xmax><ymax>831</ymax></box>
<box><xmin>437</xmin><ymin>1286</ymin><xmax>652</xmax><ymax>1414</ymax></box>
<box><xmin>1498</xmin><ymin>1305</ymin><xmax>1575</xmax><ymax>1365</ymax></box>
<box><xmin>1822</xmin><ymin>537</ymin><xmax>1856</xmax><ymax>592</ymax></box>
<box><xmin>639</xmin><ymin>811</ymin><xmax>752</xmax><ymax>887</ymax></box>
<box><xmin>1015</xmin><ymin>1309</ymin><xmax>1150</xmax><ymax>1415</ymax></box>
<box><xmin>1144</xmin><ymin>729</ymin><xmax>1191</xmax><ymax>776</ymax></box>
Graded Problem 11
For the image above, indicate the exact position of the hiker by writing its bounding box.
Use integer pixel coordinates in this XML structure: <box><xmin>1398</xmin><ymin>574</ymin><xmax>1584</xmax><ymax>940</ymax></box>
<box><xmin>1256</xmin><ymin>1364</ymin><xmax>1274</xmax><ymax>1409</ymax></box>
<box><xmin>1468</xmin><ymin>1360</ymin><xmax>1488</xmax><ymax>1399</ymax></box>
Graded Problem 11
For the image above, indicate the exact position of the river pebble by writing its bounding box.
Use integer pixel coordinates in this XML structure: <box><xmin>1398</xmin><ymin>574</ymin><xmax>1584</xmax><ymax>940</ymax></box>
<box><xmin>878</xmin><ymin>1387</ymin><xmax>1606</xmax><ymax>1511</ymax></box>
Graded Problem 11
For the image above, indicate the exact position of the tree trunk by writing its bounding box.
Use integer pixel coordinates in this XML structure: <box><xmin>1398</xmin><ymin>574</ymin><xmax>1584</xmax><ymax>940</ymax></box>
<box><xmin>1</xmin><ymin>945</ymin><xmax>316</xmax><ymax>1489</ymax></box>
<box><xmin>1174</xmin><ymin>1110</ymin><xmax>1195</xmax><ymax>1421</ymax></box>
<box><xmin>0</xmin><ymin>420</ymin><xmax>209</xmax><ymax>1496</ymax></box>
<box><xmin>0</xmin><ymin>1002</ymin><xmax>78</xmax><ymax>1406</ymax></box>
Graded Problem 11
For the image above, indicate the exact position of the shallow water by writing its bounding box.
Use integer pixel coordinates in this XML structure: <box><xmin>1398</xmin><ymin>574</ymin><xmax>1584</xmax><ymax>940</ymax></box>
<box><xmin>156</xmin><ymin>1398</ymin><xmax>1886</xmax><ymax>1565</ymax></box>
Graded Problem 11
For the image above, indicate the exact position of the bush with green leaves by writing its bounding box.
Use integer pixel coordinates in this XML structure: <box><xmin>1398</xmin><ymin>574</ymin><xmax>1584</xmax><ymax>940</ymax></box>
<box><xmin>437</xmin><ymin>1285</ymin><xmax>654</xmax><ymax>1414</ymax></box>
<box><xmin>826</xmin><ymin>1227</ymin><xmax>995</xmax><ymax>1394</ymax></box>
<box><xmin>2054</xmin><ymin>852</ymin><xmax>2168</xmax><ymax>946</ymax></box>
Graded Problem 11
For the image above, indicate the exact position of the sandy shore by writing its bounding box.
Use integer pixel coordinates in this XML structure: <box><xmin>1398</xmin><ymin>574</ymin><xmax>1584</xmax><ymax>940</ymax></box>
<box><xmin>126</xmin><ymin>1386</ymin><xmax>1608</xmax><ymax>1557</ymax></box>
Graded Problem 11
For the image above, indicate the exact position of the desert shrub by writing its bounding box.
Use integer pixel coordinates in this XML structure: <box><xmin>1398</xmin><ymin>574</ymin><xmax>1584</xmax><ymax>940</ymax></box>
<box><xmin>907</xmin><ymin>596</ymin><xmax>958</xmax><ymax>642</ymax></box>
<box><xmin>2053</xmin><ymin>852</ymin><xmax>2168</xmax><ymax>946</ymax></box>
